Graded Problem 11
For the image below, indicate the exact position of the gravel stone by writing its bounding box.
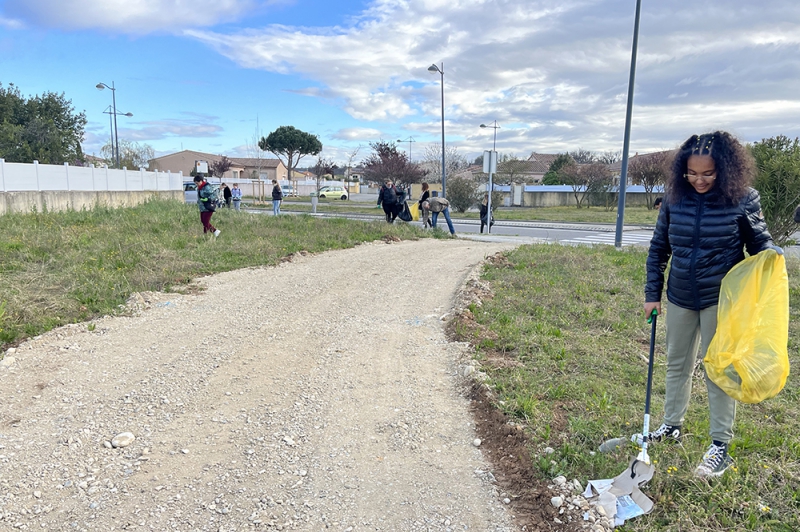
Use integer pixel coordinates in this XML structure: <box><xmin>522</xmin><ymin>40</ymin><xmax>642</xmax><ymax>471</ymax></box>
<box><xmin>111</xmin><ymin>432</ymin><xmax>135</xmax><ymax>448</ymax></box>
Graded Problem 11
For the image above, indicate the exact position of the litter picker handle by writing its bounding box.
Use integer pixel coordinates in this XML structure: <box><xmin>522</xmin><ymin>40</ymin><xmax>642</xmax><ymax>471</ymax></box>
<box><xmin>644</xmin><ymin>309</ymin><xmax>658</xmax><ymax>418</ymax></box>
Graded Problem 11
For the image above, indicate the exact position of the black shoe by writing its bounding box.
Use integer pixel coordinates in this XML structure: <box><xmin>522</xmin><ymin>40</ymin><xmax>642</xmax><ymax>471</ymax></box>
<box><xmin>632</xmin><ymin>423</ymin><xmax>682</xmax><ymax>445</ymax></box>
<box><xmin>695</xmin><ymin>442</ymin><xmax>732</xmax><ymax>478</ymax></box>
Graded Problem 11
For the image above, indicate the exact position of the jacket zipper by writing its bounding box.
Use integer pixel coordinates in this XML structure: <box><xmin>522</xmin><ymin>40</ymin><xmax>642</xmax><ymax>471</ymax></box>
<box><xmin>690</xmin><ymin>195</ymin><xmax>704</xmax><ymax>310</ymax></box>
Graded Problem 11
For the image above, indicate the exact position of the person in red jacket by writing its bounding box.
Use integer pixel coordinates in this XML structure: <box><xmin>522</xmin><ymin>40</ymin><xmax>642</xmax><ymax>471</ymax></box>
<box><xmin>640</xmin><ymin>131</ymin><xmax>777</xmax><ymax>478</ymax></box>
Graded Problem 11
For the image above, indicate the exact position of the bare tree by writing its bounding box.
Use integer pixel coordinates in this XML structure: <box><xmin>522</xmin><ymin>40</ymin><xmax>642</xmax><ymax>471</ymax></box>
<box><xmin>101</xmin><ymin>139</ymin><xmax>154</xmax><ymax>169</ymax></box>
<box><xmin>568</xmin><ymin>148</ymin><xmax>597</xmax><ymax>164</ymax></box>
<box><xmin>598</xmin><ymin>150</ymin><xmax>622</xmax><ymax>165</ymax></box>
<box><xmin>422</xmin><ymin>144</ymin><xmax>468</xmax><ymax>184</ymax></box>
<box><xmin>628</xmin><ymin>151</ymin><xmax>672</xmax><ymax>209</ymax></box>
<box><xmin>496</xmin><ymin>154</ymin><xmax>530</xmax><ymax>184</ymax></box>
<box><xmin>582</xmin><ymin>162</ymin><xmax>615</xmax><ymax>210</ymax></box>
<box><xmin>311</xmin><ymin>156</ymin><xmax>337</xmax><ymax>194</ymax></box>
<box><xmin>560</xmin><ymin>162</ymin><xmax>587</xmax><ymax>207</ymax></box>
<box><xmin>210</xmin><ymin>156</ymin><xmax>232</xmax><ymax>178</ymax></box>
<box><xmin>245</xmin><ymin>118</ymin><xmax>267</xmax><ymax>201</ymax></box>
<box><xmin>344</xmin><ymin>145</ymin><xmax>361</xmax><ymax>185</ymax></box>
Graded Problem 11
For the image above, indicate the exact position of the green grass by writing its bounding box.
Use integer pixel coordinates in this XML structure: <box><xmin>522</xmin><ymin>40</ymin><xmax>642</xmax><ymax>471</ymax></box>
<box><xmin>452</xmin><ymin>244</ymin><xmax>800</xmax><ymax>531</ymax></box>
<box><xmin>0</xmin><ymin>198</ymin><xmax>437</xmax><ymax>347</ymax></box>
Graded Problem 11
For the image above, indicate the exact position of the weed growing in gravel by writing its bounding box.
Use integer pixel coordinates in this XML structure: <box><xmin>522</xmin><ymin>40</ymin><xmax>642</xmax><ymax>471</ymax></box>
<box><xmin>453</xmin><ymin>243</ymin><xmax>800</xmax><ymax>531</ymax></box>
<box><xmin>0</xmin><ymin>198</ymin><xmax>433</xmax><ymax>347</ymax></box>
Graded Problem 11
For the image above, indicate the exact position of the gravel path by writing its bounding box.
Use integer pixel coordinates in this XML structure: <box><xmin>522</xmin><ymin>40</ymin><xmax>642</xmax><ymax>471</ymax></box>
<box><xmin>0</xmin><ymin>238</ymin><xmax>520</xmax><ymax>531</ymax></box>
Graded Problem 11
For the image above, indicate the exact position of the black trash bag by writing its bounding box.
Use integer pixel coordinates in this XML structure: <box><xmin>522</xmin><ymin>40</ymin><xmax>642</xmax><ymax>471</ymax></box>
<box><xmin>397</xmin><ymin>202</ymin><xmax>413</xmax><ymax>222</ymax></box>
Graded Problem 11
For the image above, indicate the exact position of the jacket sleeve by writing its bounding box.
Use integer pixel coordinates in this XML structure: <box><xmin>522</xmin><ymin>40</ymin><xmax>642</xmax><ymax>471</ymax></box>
<box><xmin>740</xmin><ymin>189</ymin><xmax>774</xmax><ymax>255</ymax></box>
<box><xmin>377</xmin><ymin>187</ymin><xmax>383</xmax><ymax>205</ymax></box>
<box><xmin>645</xmin><ymin>204</ymin><xmax>671</xmax><ymax>303</ymax></box>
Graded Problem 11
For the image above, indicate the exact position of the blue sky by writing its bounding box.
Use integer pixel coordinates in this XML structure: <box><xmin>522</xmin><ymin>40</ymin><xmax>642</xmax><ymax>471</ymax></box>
<box><xmin>2</xmin><ymin>0</ymin><xmax>800</xmax><ymax>166</ymax></box>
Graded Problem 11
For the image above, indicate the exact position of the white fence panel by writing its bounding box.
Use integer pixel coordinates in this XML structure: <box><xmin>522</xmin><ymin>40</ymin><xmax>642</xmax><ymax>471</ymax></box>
<box><xmin>37</xmin><ymin>163</ymin><xmax>70</xmax><ymax>190</ymax></box>
<box><xmin>0</xmin><ymin>159</ymin><xmax>183</xmax><ymax>192</ymax></box>
<box><xmin>107</xmin><ymin>168</ymin><xmax>127</xmax><ymax>191</ymax></box>
<box><xmin>67</xmin><ymin>165</ymin><xmax>96</xmax><ymax>190</ymax></box>
<box><xmin>3</xmin><ymin>162</ymin><xmax>39</xmax><ymax>191</ymax></box>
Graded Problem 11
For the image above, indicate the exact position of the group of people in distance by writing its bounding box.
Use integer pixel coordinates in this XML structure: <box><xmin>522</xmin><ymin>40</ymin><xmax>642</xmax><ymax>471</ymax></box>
<box><xmin>377</xmin><ymin>179</ymin><xmax>456</xmax><ymax>235</ymax></box>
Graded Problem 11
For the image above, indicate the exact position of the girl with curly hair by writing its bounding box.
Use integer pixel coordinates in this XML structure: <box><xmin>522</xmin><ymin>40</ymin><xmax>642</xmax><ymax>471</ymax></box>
<box><xmin>639</xmin><ymin>131</ymin><xmax>780</xmax><ymax>478</ymax></box>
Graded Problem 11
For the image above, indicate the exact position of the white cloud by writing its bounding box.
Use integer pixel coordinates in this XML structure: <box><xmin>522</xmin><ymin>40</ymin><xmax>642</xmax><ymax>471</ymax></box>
<box><xmin>83</xmin><ymin>113</ymin><xmax>224</xmax><ymax>155</ymax></box>
<box><xmin>0</xmin><ymin>16</ymin><xmax>24</xmax><ymax>29</ymax></box>
<box><xmin>2</xmin><ymin>0</ymin><xmax>266</xmax><ymax>32</ymax></box>
<box><xmin>332</xmin><ymin>127</ymin><xmax>384</xmax><ymax>141</ymax></box>
<box><xmin>185</xmin><ymin>0</ymin><xmax>800</xmax><ymax>155</ymax></box>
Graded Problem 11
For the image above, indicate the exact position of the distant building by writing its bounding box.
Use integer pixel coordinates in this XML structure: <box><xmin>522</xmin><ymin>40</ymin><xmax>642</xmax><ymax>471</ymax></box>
<box><xmin>464</xmin><ymin>153</ymin><xmax>561</xmax><ymax>184</ymax></box>
<box><xmin>149</xmin><ymin>150</ymin><xmax>287</xmax><ymax>182</ymax></box>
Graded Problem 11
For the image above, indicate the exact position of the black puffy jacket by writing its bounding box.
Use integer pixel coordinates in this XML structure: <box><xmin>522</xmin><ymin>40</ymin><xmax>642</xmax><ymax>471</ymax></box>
<box><xmin>646</xmin><ymin>187</ymin><xmax>773</xmax><ymax>310</ymax></box>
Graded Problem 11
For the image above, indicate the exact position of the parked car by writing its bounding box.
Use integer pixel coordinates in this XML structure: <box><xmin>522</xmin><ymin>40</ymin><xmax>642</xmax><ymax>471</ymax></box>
<box><xmin>318</xmin><ymin>186</ymin><xmax>348</xmax><ymax>200</ymax></box>
<box><xmin>183</xmin><ymin>181</ymin><xmax>198</xmax><ymax>203</ymax></box>
<box><xmin>281</xmin><ymin>184</ymin><xmax>294</xmax><ymax>197</ymax></box>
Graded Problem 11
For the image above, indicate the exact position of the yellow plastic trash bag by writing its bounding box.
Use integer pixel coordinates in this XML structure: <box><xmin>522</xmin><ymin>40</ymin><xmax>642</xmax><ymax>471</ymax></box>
<box><xmin>409</xmin><ymin>202</ymin><xmax>420</xmax><ymax>221</ymax></box>
<box><xmin>704</xmin><ymin>249</ymin><xmax>790</xmax><ymax>404</ymax></box>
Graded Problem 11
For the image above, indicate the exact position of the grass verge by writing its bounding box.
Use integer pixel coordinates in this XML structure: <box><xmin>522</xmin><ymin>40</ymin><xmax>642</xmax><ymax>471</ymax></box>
<box><xmin>0</xmin><ymin>198</ymin><xmax>436</xmax><ymax>348</ymax></box>
<box><xmin>450</xmin><ymin>244</ymin><xmax>800</xmax><ymax>531</ymax></box>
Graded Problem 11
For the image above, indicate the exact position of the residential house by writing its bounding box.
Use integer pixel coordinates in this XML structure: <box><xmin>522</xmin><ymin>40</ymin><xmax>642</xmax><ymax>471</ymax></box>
<box><xmin>525</xmin><ymin>153</ymin><xmax>560</xmax><ymax>183</ymax></box>
<box><xmin>464</xmin><ymin>153</ymin><xmax>560</xmax><ymax>185</ymax></box>
<box><xmin>149</xmin><ymin>150</ymin><xmax>287</xmax><ymax>182</ymax></box>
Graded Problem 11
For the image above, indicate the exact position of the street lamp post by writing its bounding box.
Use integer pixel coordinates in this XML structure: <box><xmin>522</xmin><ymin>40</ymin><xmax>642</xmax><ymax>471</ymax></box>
<box><xmin>396</xmin><ymin>136</ymin><xmax>416</xmax><ymax>160</ymax></box>
<box><xmin>102</xmin><ymin>106</ymin><xmax>133</xmax><ymax>167</ymax></box>
<box><xmin>96</xmin><ymin>81</ymin><xmax>130</xmax><ymax>169</ymax></box>
<box><xmin>480</xmin><ymin>121</ymin><xmax>500</xmax><ymax>234</ymax></box>
<box><xmin>427</xmin><ymin>63</ymin><xmax>446</xmax><ymax>198</ymax></box>
<box><xmin>614</xmin><ymin>0</ymin><xmax>643</xmax><ymax>248</ymax></box>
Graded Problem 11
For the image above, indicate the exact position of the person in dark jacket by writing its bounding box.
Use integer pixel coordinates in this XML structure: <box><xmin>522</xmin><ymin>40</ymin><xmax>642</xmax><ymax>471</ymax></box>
<box><xmin>194</xmin><ymin>175</ymin><xmax>220</xmax><ymax>236</ymax></box>
<box><xmin>377</xmin><ymin>179</ymin><xmax>400</xmax><ymax>223</ymax></box>
<box><xmin>271</xmin><ymin>179</ymin><xmax>283</xmax><ymax>216</ymax></box>
<box><xmin>479</xmin><ymin>193</ymin><xmax>495</xmax><ymax>234</ymax></box>
<box><xmin>640</xmin><ymin>131</ymin><xmax>777</xmax><ymax>478</ymax></box>
<box><xmin>222</xmin><ymin>183</ymin><xmax>232</xmax><ymax>208</ymax></box>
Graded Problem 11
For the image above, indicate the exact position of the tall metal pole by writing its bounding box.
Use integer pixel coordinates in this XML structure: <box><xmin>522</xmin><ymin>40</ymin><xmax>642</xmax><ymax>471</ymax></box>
<box><xmin>439</xmin><ymin>64</ymin><xmax>446</xmax><ymax>198</ymax></box>
<box><xmin>480</xmin><ymin>121</ymin><xmax>499</xmax><ymax>234</ymax></box>
<box><xmin>110</xmin><ymin>81</ymin><xmax>121</xmax><ymax>169</ymax></box>
<box><xmin>489</xmin><ymin>125</ymin><xmax>497</xmax><ymax>233</ymax></box>
<box><xmin>105</xmin><ymin>106</ymin><xmax>113</xmax><ymax>163</ymax></box>
<box><xmin>614</xmin><ymin>0</ymin><xmax>643</xmax><ymax>248</ymax></box>
<box><xmin>428</xmin><ymin>63</ymin><xmax>446</xmax><ymax>197</ymax></box>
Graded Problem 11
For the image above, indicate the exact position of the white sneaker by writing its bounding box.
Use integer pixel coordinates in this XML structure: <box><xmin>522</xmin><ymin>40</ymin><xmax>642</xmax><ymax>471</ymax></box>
<box><xmin>213</xmin><ymin>229</ymin><xmax>221</xmax><ymax>237</ymax></box>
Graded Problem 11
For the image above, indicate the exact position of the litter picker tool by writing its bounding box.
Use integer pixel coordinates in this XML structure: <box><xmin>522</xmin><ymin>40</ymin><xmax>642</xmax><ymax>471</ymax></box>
<box><xmin>636</xmin><ymin>308</ymin><xmax>658</xmax><ymax>466</ymax></box>
<box><xmin>586</xmin><ymin>310</ymin><xmax>658</xmax><ymax>524</ymax></box>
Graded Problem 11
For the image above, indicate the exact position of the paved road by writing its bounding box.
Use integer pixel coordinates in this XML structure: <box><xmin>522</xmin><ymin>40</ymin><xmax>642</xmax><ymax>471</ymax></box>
<box><xmin>255</xmin><ymin>197</ymin><xmax>800</xmax><ymax>254</ymax></box>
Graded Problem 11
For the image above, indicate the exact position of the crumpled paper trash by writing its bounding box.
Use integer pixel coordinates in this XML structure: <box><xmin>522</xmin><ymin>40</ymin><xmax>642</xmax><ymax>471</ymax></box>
<box><xmin>584</xmin><ymin>459</ymin><xmax>655</xmax><ymax>527</ymax></box>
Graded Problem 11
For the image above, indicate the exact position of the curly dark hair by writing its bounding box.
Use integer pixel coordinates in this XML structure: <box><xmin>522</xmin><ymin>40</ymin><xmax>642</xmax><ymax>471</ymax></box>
<box><xmin>666</xmin><ymin>131</ymin><xmax>754</xmax><ymax>205</ymax></box>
